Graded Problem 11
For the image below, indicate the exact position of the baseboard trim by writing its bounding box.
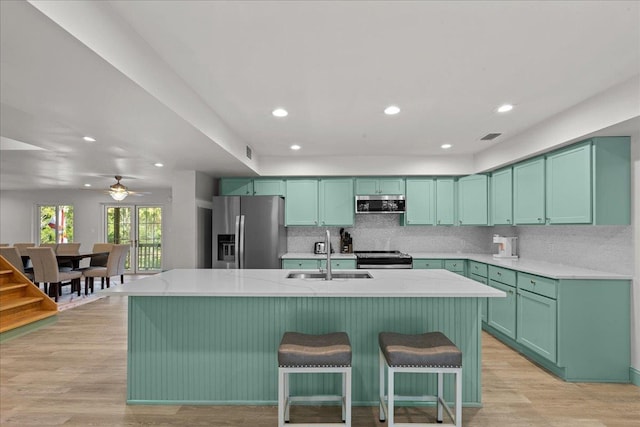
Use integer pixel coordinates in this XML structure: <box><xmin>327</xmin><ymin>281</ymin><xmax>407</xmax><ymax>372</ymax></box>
<box><xmin>630</xmin><ymin>367</ymin><xmax>640</xmax><ymax>387</ymax></box>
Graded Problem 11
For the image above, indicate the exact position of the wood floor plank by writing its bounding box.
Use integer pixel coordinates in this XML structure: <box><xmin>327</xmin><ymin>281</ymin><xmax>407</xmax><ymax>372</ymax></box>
<box><xmin>1</xmin><ymin>280</ymin><xmax>639</xmax><ymax>426</ymax></box>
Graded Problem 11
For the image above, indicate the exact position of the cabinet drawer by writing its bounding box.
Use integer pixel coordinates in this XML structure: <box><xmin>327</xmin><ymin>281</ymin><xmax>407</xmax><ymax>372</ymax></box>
<box><xmin>413</xmin><ymin>259</ymin><xmax>444</xmax><ymax>269</ymax></box>
<box><xmin>468</xmin><ymin>261</ymin><xmax>487</xmax><ymax>277</ymax></box>
<box><xmin>469</xmin><ymin>273</ymin><xmax>487</xmax><ymax>285</ymax></box>
<box><xmin>282</xmin><ymin>259</ymin><xmax>319</xmax><ymax>270</ymax></box>
<box><xmin>488</xmin><ymin>265</ymin><xmax>516</xmax><ymax>286</ymax></box>
<box><xmin>517</xmin><ymin>272</ymin><xmax>557</xmax><ymax>299</ymax></box>
<box><xmin>319</xmin><ymin>259</ymin><xmax>357</xmax><ymax>270</ymax></box>
<box><xmin>444</xmin><ymin>259</ymin><xmax>464</xmax><ymax>273</ymax></box>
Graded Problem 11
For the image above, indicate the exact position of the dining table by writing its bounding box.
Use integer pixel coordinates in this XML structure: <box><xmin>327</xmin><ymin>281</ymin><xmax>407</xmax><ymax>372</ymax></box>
<box><xmin>22</xmin><ymin>251</ymin><xmax>109</xmax><ymax>270</ymax></box>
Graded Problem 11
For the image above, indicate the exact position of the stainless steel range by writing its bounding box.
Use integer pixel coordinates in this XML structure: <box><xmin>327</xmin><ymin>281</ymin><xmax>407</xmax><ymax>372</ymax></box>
<box><xmin>355</xmin><ymin>250</ymin><xmax>413</xmax><ymax>269</ymax></box>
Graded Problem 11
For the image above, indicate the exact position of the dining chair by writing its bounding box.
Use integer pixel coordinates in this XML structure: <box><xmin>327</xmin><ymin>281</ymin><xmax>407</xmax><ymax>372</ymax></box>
<box><xmin>27</xmin><ymin>247</ymin><xmax>82</xmax><ymax>302</ymax></box>
<box><xmin>0</xmin><ymin>243</ymin><xmax>9</xmax><ymax>247</ymax></box>
<box><xmin>39</xmin><ymin>242</ymin><xmax>59</xmax><ymax>251</ymax></box>
<box><xmin>56</xmin><ymin>243</ymin><xmax>81</xmax><ymax>255</ymax></box>
<box><xmin>83</xmin><ymin>244</ymin><xmax>130</xmax><ymax>294</ymax></box>
<box><xmin>0</xmin><ymin>246</ymin><xmax>34</xmax><ymax>281</ymax></box>
<box><xmin>13</xmin><ymin>242</ymin><xmax>36</xmax><ymax>270</ymax></box>
<box><xmin>85</xmin><ymin>243</ymin><xmax>113</xmax><ymax>288</ymax></box>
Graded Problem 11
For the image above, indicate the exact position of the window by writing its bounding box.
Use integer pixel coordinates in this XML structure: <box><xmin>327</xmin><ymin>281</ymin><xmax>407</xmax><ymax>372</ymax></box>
<box><xmin>38</xmin><ymin>205</ymin><xmax>74</xmax><ymax>244</ymax></box>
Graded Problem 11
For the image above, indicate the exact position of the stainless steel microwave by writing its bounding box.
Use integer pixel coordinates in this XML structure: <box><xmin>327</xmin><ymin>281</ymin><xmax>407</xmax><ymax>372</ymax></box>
<box><xmin>355</xmin><ymin>195</ymin><xmax>406</xmax><ymax>214</ymax></box>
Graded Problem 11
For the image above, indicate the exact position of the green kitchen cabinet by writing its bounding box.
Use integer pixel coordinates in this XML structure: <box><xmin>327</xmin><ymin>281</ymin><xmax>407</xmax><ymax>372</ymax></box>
<box><xmin>513</xmin><ymin>157</ymin><xmax>545</xmax><ymax>224</ymax></box>
<box><xmin>220</xmin><ymin>178</ymin><xmax>253</xmax><ymax>196</ymax></box>
<box><xmin>457</xmin><ymin>174</ymin><xmax>488</xmax><ymax>225</ymax></box>
<box><xmin>404</xmin><ymin>178</ymin><xmax>435</xmax><ymax>225</ymax></box>
<box><xmin>545</xmin><ymin>142</ymin><xmax>592</xmax><ymax>224</ymax></box>
<box><xmin>435</xmin><ymin>178</ymin><xmax>456</xmax><ymax>225</ymax></box>
<box><xmin>517</xmin><ymin>288</ymin><xmax>557</xmax><ymax>363</ymax></box>
<box><xmin>490</xmin><ymin>167</ymin><xmax>513</xmax><ymax>225</ymax></box>
<box><xmin>487</xmin><ymin>265</ymin><xmax>517</xmax><ymax>339</ymax></box>
<box><xmin>319</xmin><ymin>178</ymin><xmax>354</xmax><ymax>226</ymax></box>
<box><xmin>413</xmin><ymin>259</ymin><xmax>443</xmax><ymax>269</ymax></box>
<box><xmin>469</xmin><ymin>273</ymin><xmax>489</xmax><ymax>323</ymax></box>
<box><xmin>444</xmin><ymin>259</ymin><xmax>465</xmax><ymax>276</ymax></box>
<box><xmin>253</xmin><ymin>179</ymin><xmax>286</xmax><ymax>196</ymax></box>
<box><xmin>285</xmin><ymin>179</ymin><xmax>319</xmax><ymax>226</ymax></box>
<box><xmin>320</xmin><ymin>259</ymin><xmax>357</xmax><ymax>270</ymax></box>
<box><xmin>282</xmin><ymin>259</ymin><xmax>320</xmax><ymax>269</ymax></box>
<box><xmin>590</xmin><ymin>137</ymin><xmax>631</xmax><ymax>225</ymax></box>
<box><xmin>355</xmin><ymin>178</ymin><xmax>405</xmax><ymax>195</ymax></box>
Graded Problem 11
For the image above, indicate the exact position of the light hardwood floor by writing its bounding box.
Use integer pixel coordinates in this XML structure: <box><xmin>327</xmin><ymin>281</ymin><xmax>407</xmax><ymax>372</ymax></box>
<box><xmin>1</xmin><ymin>289</ymin><xmax>638</xmax><ymax>426</ymax></box>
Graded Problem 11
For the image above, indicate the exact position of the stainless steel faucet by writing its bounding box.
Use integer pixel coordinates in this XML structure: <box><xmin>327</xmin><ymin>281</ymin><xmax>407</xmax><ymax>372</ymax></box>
<box><xmin>324</xmin><ymin>229</ymin><xmax>332</xmax><ymax>280</ymax></box>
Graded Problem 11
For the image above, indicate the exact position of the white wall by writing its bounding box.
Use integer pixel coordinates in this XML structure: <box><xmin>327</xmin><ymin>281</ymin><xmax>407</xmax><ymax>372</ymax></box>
<box><xmin>0</xmin><ymin>187</ymin><xmax>172</xmax><ymax>265</ymax></box>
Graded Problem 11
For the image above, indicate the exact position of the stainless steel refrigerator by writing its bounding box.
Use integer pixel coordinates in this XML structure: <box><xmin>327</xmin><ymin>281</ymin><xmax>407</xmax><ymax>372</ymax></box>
<box><xmin>212</xmin><ymin>196</ymin><xmax>286</xmax><ymax>269</ymax></box>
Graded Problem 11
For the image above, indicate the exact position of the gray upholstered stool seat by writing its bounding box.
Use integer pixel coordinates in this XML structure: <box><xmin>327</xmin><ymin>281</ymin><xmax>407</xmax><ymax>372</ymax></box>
<box><xmin>278</xmin><ymin>332</ymin><xmax>352</xmax><ymax>427</ymax></box>
<box><xmin>379</xmin><ymin>331</ymin><xmax>462</xmax><ymax>368</ymax></box>
<box><xmin>378</xmin><ymin>331</ymin><xmax>463</xmax><ymax>427</ymax></box>
<box><xmin>278</xmin><ymin>331</ymin><xmax>352</xmax><ymax>367</ymax></box>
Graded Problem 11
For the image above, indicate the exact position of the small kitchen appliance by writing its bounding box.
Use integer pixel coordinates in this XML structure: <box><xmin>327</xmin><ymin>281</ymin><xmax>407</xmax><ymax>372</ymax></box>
<box><xmin>314</xmin><ymin>242</ymin><xmax>327</xmax><ymax>254</ymax></box>
<box><xmin>493</xmin><ymin>235</ymin><xmax>518</xmax><ymax>259</ymax></box>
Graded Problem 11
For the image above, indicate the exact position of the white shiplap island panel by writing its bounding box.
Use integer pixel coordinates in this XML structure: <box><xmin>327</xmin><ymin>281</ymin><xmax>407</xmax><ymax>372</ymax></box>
<box><xmin>103</xmin><ymin>269</ymin><xmax>503</xmax><ymax>406</ymax></box>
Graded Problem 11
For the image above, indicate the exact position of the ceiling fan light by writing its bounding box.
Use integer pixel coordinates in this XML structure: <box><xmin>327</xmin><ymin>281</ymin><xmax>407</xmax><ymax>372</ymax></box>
<box><xmin>109</xmin><ymin>189</ymin><xmax>129</xmax><ymax>201</ymax></box>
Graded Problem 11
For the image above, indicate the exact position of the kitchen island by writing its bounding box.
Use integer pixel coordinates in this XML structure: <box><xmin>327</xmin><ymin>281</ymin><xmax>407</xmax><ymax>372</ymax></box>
<box><xmin>104</xmin><ymin>269</ymin><xmax>504</xmax><ymax>406</ymax></box>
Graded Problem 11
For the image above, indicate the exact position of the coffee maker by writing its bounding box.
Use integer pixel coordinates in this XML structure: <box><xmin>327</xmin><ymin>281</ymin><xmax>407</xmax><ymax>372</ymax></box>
<box><xmin>493</xmin><ymin>235</ymin><xmax>518</xmax><ymax>259</ymax></box>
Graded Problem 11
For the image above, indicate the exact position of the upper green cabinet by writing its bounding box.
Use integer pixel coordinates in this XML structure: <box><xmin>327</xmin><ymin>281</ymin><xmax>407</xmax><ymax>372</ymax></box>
<box><xmin>588</xmin><ymin>137</ymin><xmax>630</xmax><ymax>225</ymax></box>
<box><xmin>285</xmin><ymin>179</ymin><xmax>319</xmax><ymax>226</ymax></box>
<box><xmin>355</xmin><ymin>178</ymin><xmax>405</xmax><ymax>195</ymax></box>
<box><xmin>253</xmin><ymin>179</ymin><xmax>286</xmax><ymax>196</ymax></box>
<box><xmin>490</xmin><ymin>168</ymin><xmax>513</xmax><ymax>225</ymax></box>
<box><xmin>457</xmin><ymin>175</ymin><xmax>488</xmax><ymax>225</ymax></box>
<box><xmin>435</xmin><ymin>178</ymin><xmax>456</xmax><ymax>225</ymax></box>
<box><xmin>220</xmin><ymin>178</ymin><xmax>253</xmax><ymax>196</ymax></box>
<box><xmin>513</xmin><ymin>157</ymin><xmax>546</xmax><ymax>224</ymax></box>
<box><xmin>319</xmin><ymin>178</ymin><xmax>354</xmax><ymax>226</ymax></box>
<box><xmin>545</xmin><ymin>142</ymin><xmax>592</xmax><ymax>224</ymax></box>
<box><xmin>404</xmin><ymin>178</ymin><xmax>435</xmax><ymax>225</ymax></box>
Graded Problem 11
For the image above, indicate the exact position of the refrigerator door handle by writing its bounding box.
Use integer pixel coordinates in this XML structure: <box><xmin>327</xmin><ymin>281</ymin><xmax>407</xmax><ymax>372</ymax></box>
<box><xmin>234</xmin><ymin>215</ymin><xmax>241</xmax><ymax>269</ymax></box>
<box><xmin>238</xmin><ymin>215</ymin><xmax>246</xmax><ymax>269</ymax></box>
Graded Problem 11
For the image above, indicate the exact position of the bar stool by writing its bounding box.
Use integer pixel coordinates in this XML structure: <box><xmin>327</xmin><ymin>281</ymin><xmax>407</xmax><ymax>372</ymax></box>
<box><xmin>378</xmin><ymin>332</ymin><xmax>462</xmax><ymax>427</ymax></box>
<box><xmin>277</xmin><ymin>331</ymin><xmax>352</xmax><ymax>427</ymax></box>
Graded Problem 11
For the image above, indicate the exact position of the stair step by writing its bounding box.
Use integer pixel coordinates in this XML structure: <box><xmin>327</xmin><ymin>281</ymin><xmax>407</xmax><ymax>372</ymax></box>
<box><xmin>0</xmin><ymin>309</ymin><xmax>57</xmax><ymax>334</ymax></box>
<box><xmin>0</xmin><ymin>297</ymin><xmax>44</xmax><ymax>312</ymax></box>
<box><xmin>0</xmin><ymin>283</ymin><xmax>29</xmax><ymax>294</ymax></box>
<box><xmin>0</xmin><ymin>270</ymin><xmax>13</xmax><ymax>275</ymax></box>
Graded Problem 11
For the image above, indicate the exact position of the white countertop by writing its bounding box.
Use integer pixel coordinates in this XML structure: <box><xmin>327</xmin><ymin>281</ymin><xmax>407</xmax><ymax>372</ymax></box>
<box><xmin>101</xmin><ymin>268</ymin><xmax>505</xmax><ymax>298</ymax></box>
<box><xmin>281</xmin><ymin>252</ymin><xmax>631</xmax><ymax>280</ymax></box>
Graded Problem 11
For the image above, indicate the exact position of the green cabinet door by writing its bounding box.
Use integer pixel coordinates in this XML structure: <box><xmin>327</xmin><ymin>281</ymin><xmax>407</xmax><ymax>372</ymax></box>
<box><xmin>470</xmin><ymin>273</ymin><xmax>489</xmax><ymax>323</ymax></box>
<box><xmin>355</xmin><ymin>178</ymin><xmax>405</xmax><ymax>195</ymax></box>
<box><xmin>319</xmin><ymin>178</ymin><xmax>354</xmax><ymax>226</ymax></box>
<box><xmin>487</xmin><ymin>280</ymin><xmax>516</xmax><ymax>339</ymax></box>
<box><xmin>513</xmin><ymin>157</ymin><xmax>545</xmax><ymax>224</ymax></box>
<box><xmin>253</xmin><ymin>179</ymin><xmax>286</xmax><ymax>196</ymax></box>
<box><xmin>319</xmin><ymin>259</ymin><xmax>357</xmax><ymax>270</ymax></box>
<box><xmin>517</xmin><ymin>289</ymin><xmax>557</xmax><ymax>363</ymax></box>
<box><xmin>282</xmin><ymin>259</ymin><xmax>319</xmax><ymax>269</ymax></box>
<box><xmin>435</xmin><ymin>178</ymin><xmax>455</xmax><ymax>225</ymax></box>
<box><xmin>457</xmin><ymin>174</ymin><xmax>488</xmax><ymax>225</ymax></box>
<box><xmin>285</xmin><ymin>179</ymin><xmax>319</xmax><ymax>226</ymax></box>
<box><xmin>220</xmin><ymin>178</ymin><xmax>253</xmax><ymax>196</ymax></box>
<box><xmin>491</xmin><ymin>168</ymin><xmax>513</xmax><ymax>225</ymax></box>
<box><xmin>413</xmin><ymin>259</ymin><xmax>443</xmax><ymax>269</ymax></box>
<box><xmin>404</xmin><ymin>179</ymin><xmax>435</xmax><ymax>225</ymax></box>
<box><xmin>545</xmin><ymin>142</ymin><xmax>592</xmax><ymax>224</ymax></box>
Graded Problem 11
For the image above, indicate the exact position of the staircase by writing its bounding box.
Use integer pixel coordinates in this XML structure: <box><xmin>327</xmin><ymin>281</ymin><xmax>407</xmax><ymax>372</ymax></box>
<box><xmin>0</xmin><ymin>255</ymin><xmax>57</xmax><ymax>335</ymax></box>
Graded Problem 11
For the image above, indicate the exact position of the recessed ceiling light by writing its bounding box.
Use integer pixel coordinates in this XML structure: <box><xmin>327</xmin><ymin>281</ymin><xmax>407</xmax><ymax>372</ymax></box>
<box><xmin>154</xmin><ymin>162</ymin><xmax>164</xmax><ymax>167</ymax></box>
<box><xmin>497</xmin><ymin>104</ymin><xmax>514</xmax><ymax>113</ymax></box>
<box><xmin>290</xmin><ymin>144</ymin><xmax>301</xmax><ymax>151</ymax></box>
<box><xmin>384</xmin><ymin>105</ymin><xmax>400</xmax><ymax>115</ymax></box>
<box><xmin>272</xmin><ymin>108</ymin><xmax>288</xmax><ymax>117</ymax></box>
<box><xmin>441</xmin><ymin>144</ymin><xmax>453</xmax><ymax>149</ymax></box>
<box><xmin>83</xmin><ymin>136</ymin><xmax>96</xmax><ymax>142</ymax></box>
<box><xmin>84</xmin><ymin>183</ymin><xmax>92</xmax><ymax>187</ymax></box>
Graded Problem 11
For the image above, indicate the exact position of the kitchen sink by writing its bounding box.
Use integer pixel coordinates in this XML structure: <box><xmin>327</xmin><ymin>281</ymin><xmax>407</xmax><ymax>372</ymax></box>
<box><xmin>286</xmin><ymin>271</ymin><xmax>373</xmax><ymax>280</ymax></box>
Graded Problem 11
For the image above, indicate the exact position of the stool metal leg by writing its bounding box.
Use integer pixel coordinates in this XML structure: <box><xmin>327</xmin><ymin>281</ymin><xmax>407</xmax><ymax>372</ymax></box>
<box><xmin>278</xmin><ymin>368</ymin><xmax>285</xmax><ymax>427</ymax></box>
<box><xmin>344</xmin><ymin>368</ymin><xmax>352</xmax><ymax>426</ymax></box>
<box><xmin>437</xmin><ymin>371</ymin><xmax>444</xmax><ymax>423</ymax></box>
<box><xmin>379</xmin><ymin>350</ymin><xmax>386</xmax><ymax>421</ymax></box>
<box><xmin>455</xmin><ymin>369</ymin><xmax>462</xmax><ymax>427</ymax></box>
<box><xmin>284</xmin><ymin>371</ymin><xmax>290</xmax><ymax>422</ymax></box>
<box><xmin>388</xmin><ymin>365</ymin><xmax>395</xmax><ymax>427</ymax></box>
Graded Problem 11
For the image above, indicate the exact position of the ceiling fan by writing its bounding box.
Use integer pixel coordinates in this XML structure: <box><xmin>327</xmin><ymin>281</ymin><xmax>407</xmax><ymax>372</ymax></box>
<box><xmin>102</xmin><ymin>175</ymin><xmax>149</xmax><ymax>201</ymax></box>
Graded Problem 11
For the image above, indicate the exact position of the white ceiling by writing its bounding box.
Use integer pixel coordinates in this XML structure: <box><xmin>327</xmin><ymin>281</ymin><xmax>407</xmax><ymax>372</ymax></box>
<box><xmin>1</xmin><ymin>0</ymin><xmax>639</xmax><ymax>191</ymax></box>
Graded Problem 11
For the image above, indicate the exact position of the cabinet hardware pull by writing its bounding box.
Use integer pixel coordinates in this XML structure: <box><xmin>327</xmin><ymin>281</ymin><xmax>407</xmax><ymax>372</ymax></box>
<box><xmin>508</xmin><ymin>290</ymin><xmax>514</xmax><ymax>294</ymax></box>
<box><xmin>537</xmin><ymin>218</ymin><xmax>542</xmax><ymax>221</ymax></box>
<box><xmin>497</xmin><ymin>271</ymin><xmax>502</xmax><ymax>275</ymax></box>
<box><xmin>530</xmin><ymin>280</ymin><xmax>536</xmax><ymax>285</ymax></box>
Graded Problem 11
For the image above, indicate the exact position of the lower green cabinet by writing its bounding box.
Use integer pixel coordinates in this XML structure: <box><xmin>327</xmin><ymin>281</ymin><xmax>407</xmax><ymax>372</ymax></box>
<box><xmin>282</xmin><ymin>259</ymin><xmax>319</xmax><ymax>269</ymax></box>
<box><xmin>413</xmin><ymin>259</ymin><xmax>443</xmax><ymax>269</ymax></box>
<box><xmin>469</xmin><ymin>272</ymin><xmax>488</xmax><ymax>323</ymax></box>
<box><xmin>517</xmin><ymin>289</ymin><xmax>557</xmax><ymax>363</ymax></box>
<box><xmin>444</xmin><ymin>259</ymin><xmax>465</xmax><ymax>275</ymax></box>
<box><xmin>282</xmin><ymin>259</ymin><xmax>356</xmax><ymax>270</ymax></box>
<box><xmin>487</xmin><ymin>280</ymin><xmax>517</xmax><ymax>339</ymax></box>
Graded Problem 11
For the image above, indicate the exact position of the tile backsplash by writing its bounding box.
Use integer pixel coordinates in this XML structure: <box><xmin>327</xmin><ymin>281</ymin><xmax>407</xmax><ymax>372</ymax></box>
<box><xmin>287</xmin><ymin>217</ymin><xmax>634</xmax><ymax>275</ymax></box>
